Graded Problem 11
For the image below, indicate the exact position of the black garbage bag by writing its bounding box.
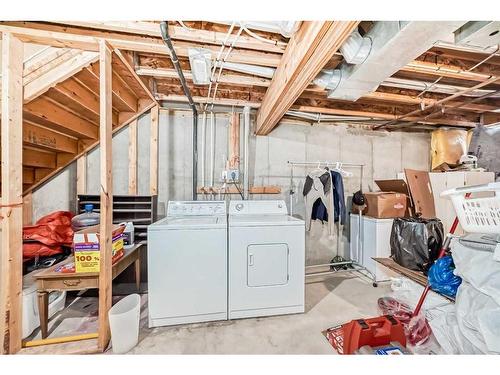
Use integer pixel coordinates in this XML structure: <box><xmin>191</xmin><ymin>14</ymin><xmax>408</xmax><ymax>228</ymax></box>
<box><xmin>390</xmin><ymin>217</ymin><xmax>444</xmax><ymax>274</ymax></box>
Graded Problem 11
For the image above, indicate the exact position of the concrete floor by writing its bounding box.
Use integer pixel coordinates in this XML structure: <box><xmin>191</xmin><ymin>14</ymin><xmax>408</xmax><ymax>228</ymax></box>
<box><xmin>20</xmin><ymin>274</ymin><xmax>390</xmax><ymax>354</ymax></box>
<box><xmin>129</xmin><ymin>274</ymin><xmax>390</xmax><ymax>354</ymax></box>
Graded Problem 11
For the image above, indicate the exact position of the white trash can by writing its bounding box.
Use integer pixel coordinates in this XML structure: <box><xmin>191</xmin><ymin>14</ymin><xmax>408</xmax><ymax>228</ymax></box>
<box><xmin>108</xmin><ymin>294</ymin><xmax>141</xmax><ymax>354</ymax></box>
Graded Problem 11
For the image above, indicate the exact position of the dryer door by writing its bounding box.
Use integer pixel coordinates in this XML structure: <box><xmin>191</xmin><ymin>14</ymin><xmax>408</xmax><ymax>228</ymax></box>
<box><xmin>247</xmin><ymin>244</ymin><xmax>289</xmax><ymax>287</ymax></box>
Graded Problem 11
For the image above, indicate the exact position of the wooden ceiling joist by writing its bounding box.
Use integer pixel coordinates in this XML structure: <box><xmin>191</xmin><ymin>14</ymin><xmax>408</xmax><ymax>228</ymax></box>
<box><xmin>255</xmin><ymin>21</ymin><xmax>360</xmax><ymax>135</ymax></box>
<box><xmin>52</xmin><ymin>21</ymin><xmax>287</xmax><ymax>54</ymax></box>
<box><xmin>21</xmin><ymin>148</ymin><xmax>56</xmax><ymax>169</ymax></box>
<box><xmin>23</xmin><ymin>121</ymin><xmax>78</xmax><ymax>154</ymax></box>
<box><xmin>24</xmin><ymin>50</ymin><xmax>99</xmax><ymax>102</ymax></box>
<box><xmin>291</xmin><ymin>105</ymin><xmax>478</xmax><ymax>128</ymax></box>
<box><xmin>136</xmin><ymin>66</ymin><xmax>272</xmax><ymax>88</ymax></box>
<box><xmin>0</xmin><ymin>23</ymin><xmax>283</xmax><ymax>68</ymax></box>
<box><xmin>24</xmin><ymin>97</ymin><xmax>99</xmax><ymax>139</ymax></box>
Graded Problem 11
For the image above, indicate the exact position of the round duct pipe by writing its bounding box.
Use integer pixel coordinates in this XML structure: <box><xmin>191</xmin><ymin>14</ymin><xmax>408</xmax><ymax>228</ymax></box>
<box><xmin>313</xmin><ymin>69</ymin><xmax>342</xmax><ymax>90</ymax></box>
<box><xmin>340</xmin><ymin>30</ymin><xmax>372</xmax><ymax>64</ymax></box>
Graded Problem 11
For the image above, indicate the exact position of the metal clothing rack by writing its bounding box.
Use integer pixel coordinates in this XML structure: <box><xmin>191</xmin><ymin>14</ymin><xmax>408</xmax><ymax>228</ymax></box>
<box><xmin>287</xmin><ymin>160</ymin><xmax>377</xmax><ymax>286</ymax></box>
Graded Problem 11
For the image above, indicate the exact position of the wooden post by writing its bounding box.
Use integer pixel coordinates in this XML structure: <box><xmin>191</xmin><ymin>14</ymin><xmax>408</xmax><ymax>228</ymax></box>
<box><xmin>229</xmin><ymin>112</ymin><xmax>240</xmax><ymax>169</ymax></box>
<box><xmin>128</xmin><ymin>119</ymin><xmax>138</xmax><ymax>195</ymax></box>
<box><xmin>22</xmin><ymin>193</ymin><xmax>33</xmax><ymax>226</ymax></box>
<box><xmin>97</xmin><ymin>40</ymin><xmax>113</xmax><ymax>352</ymax></box>
<box><xmin>149</xmin><ymin>105</ymin><xmax>159</xmax><ymax>195</ymax></box>
<box><xmin>76</xmin><ymin>155</ymin><xmax>87</xmax><ymax>195</ymax></box>
<box><xmin>1</xmin><ymin>32</ymin><xmax>24</xmax><ymax>355</ymax></box>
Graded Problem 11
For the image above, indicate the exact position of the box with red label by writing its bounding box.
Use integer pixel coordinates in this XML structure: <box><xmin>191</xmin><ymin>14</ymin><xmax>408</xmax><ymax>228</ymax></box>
<box><xmin>73</xmin><ymin>224</ymin><xmax>125</xmax><ymax>273</ymax></box>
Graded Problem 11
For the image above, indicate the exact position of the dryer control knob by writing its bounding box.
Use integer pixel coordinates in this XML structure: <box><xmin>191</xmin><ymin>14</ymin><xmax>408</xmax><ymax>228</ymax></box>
<box><xmin>235</xmin><ymin>203</ymin><xmax>244</xmax><ymax>211</ymax></box>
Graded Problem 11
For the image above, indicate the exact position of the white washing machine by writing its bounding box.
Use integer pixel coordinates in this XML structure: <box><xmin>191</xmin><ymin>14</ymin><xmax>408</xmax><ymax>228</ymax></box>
<box><xmin>228</xmin><ymin>200</ymin><xmax>305</xmax><ymax>319</ymax></box>
<box><xmin>147</xmin><ymin>201</ymin><xmax>227</xmax><ymax>327</ymax></box>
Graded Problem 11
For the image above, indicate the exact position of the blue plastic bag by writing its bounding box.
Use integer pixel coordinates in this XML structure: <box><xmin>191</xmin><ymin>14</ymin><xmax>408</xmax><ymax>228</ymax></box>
<box><xmin>428</xmin><ymin>255</ymin><xmax>462</xmax><ymax>298</ymax></box>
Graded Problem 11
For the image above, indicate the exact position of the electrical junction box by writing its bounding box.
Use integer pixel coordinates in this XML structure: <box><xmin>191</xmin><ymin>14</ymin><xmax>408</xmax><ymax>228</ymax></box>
<box><xmin>221</xmin><ymin>169</ymin><xmax>240</xmax><ymax>182</ymax></box>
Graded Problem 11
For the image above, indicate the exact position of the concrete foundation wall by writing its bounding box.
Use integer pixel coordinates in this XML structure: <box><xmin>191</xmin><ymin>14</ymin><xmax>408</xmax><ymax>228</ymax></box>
<box><xmin>32</xmin><ymin>109</ymin><xmax>430</xmax><ymax>265</ymax></box>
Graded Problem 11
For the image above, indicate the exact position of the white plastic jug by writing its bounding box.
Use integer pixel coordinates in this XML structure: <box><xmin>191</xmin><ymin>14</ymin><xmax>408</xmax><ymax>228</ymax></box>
<box><xmin>108</xmin><ymin>294</ymin><xmax>141</xmax><ymax>353</ymax></box>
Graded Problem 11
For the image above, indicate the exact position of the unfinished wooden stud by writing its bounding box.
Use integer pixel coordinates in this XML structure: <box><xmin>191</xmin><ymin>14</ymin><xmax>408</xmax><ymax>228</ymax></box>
<box><xmin>1</xmin><ymin>32</ymin><xmax>24</xmax><ymax>355</ymax></box>
<box><xmin>97</xmin><ymin>39</ymin><xmax>113</xmax><ymax>353</ymax></box>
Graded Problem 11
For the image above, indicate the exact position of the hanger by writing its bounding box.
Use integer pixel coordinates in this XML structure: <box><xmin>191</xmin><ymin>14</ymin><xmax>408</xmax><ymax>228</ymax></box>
<box><xmin>333</xmin><ymin>161</ymin><xmax>353</xmax><ymax>177</ymax></box>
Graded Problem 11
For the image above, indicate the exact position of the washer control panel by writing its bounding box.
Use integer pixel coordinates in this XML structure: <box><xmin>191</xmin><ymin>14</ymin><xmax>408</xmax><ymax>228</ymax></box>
<box><xmin>167</xmin><ymin>201</ymin><xmax>226</xmax><ymax>217</ymax></box>
<box><xmin>229</xmin><ymin>200</ymin><xmax>287</xmax><ymax>215</ymax></box>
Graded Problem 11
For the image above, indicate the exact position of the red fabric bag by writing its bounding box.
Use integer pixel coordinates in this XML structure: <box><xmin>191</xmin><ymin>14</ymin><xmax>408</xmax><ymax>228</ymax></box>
<box><xmin>23</xmin><ymin>211</ymin><xmax>74</xmax><ymax>261</ymax></box>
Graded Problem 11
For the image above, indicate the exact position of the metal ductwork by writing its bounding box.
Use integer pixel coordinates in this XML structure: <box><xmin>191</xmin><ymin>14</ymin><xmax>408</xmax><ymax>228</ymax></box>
<box><xmin>313</xmin><ymin>69</ymin><xmax>342</xmax><ymax>90</ymax></box>
<box><xmin>339</xmin><ymin>30</ymin><xmax>372</xmax><ymax>64</ymax></box>
<box><xmin>455</xmin><ymin>21</ymin><xmax>500</xmax><ymax>49</ymax></box>
<box><xmin>326</xmin><ymin>21</ymin><xmax>466</xmax><ymax>101</ymax></box>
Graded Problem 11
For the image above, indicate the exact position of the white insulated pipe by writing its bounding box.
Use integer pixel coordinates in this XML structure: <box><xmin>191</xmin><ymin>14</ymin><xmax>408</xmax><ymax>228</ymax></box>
<box><xmin>243</xmin><ymin>106</ymin><xmax>251</xmax><ymax>200</ymax></box>
<box><xmin>209</xmin><ymin>112</ymin><xmax>216</xmax><ymax>187</ymax></box>
<box><xmin>200</xmin><ymin>112</ymin><xmax>207</xmax><ymax>187</ymax></box>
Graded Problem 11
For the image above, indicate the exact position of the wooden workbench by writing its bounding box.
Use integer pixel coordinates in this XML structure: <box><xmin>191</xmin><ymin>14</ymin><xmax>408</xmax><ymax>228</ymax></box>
<box><xmin>33</xmin><ymin>243</ymin><xmax>143</xmax><ymax>339</ymax></box>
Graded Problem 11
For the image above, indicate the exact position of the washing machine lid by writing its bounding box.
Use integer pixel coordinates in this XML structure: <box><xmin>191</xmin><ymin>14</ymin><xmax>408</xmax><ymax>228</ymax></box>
<box><xmin>229</xmin><ymin>214</ymin><xmax>304</xmax><ymax>227</ymax></box>
<box><xmin>149</xmin><ymin>215</ymin><xmax>227</xmax><ymax>230</ymax></box>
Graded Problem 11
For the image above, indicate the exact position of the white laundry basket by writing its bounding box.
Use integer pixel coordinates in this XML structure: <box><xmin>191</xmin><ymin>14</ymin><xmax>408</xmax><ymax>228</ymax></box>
<box><xmin>441</xmin><ymin>182</ymin><xmax>500</xmax><ymax>234</ymax></box>
<box><xmin>108</xmin><ymin>294</ymin><xmax>141</xmax><ymax>354</ymax></box>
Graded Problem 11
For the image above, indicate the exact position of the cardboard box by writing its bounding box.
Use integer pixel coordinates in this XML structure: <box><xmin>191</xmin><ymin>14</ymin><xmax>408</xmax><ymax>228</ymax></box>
<box><xmin>362</xmin><ymin>192</ymin><xmax>407</xmax><ymax>219</ymax></box>
<box><xmin>73</xmin><ymin>224</ymin><xmax>125</xmax><ymax>273</ymax></box>
<box><xmin>375</xmin><ymin>179</ymin><xmax>414</xmax><ymax>217</ymax></box>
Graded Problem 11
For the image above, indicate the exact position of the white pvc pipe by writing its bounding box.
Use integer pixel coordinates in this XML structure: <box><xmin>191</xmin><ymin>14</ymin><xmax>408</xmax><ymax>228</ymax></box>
<box><xmin>209</xmin><ymin>112</ymin><xmax>216</xmax><ymax>187</ymax></box>
<box><xmin>243</xmin><ymin>106</ymin><xmax>251</xmax><ymax>200</ymax></box>
<box><xmin>200</xmin><ymin>112</ymin><xmax>207</xmax><ymax>187</ymax></box>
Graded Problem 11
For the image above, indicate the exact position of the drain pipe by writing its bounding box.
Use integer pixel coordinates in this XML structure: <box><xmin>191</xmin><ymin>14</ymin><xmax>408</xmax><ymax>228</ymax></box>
<box><xmin>160</xmin><ymin>21</ymin><xmax>199</xmax><ymax>200</ymax></box>
<box><xmin>243</xmin><ymin>106</ymin><xmax>251</xmax><ymax>200</ymax></box>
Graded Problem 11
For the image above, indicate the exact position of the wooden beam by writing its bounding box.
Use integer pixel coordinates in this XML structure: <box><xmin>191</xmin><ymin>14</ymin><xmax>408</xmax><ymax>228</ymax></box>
<box><xmin>360</xmin><ymin>90</ymin><xmax>500</xmax><ymax>113</ymax></box>
<box><xmin>114</xmin><ymin>49</ymin><xmax>156</xmax><ymax>102</ymax></box>
<box><xmin>22</xmin><ymin>101</ymin><xmax>157</xmax><ymax>195</ymax></box>
<box><xmin>155</xmin><ymin>93</ymin><xmax>261</xmax><ymax>108</ymax></box>
<box><xmin>24</xmin><ymin>97</ymin><xmax>98</xmax><ymax>139</ymax></box>
<box><xmin>0</xmin><ymin>23</ymin><xmax>282</xmax><ymax>68</ymax></box>
<box><xmin>229</xmin><ymin>113</ymin><xmax>240</xmax><ymax>169</ymax></box>
<box><xmin>86</xmin><ymin>65</ymin><xmax>138</xmax><ymax>112</ymax></box>
<box><xmin>22</xmin><ymin>193</ymin><xmax>33</xmax><ymax>225</ymax></box>
<box><xmin>23</xmin><ymin>47</ymin><xmax>72</xmax><ymax>79</ymax></box>
<box><xmin>23</xmin><ymin>121</ymin><xmax>78</xmax><ymax>153</ymax></box>
<box><xmin>24</xmin><ymin>51</ymin><xmax>99</xmax><ymax>102</ymax></box>
<box><xmin>76</xmin><ymin>155</ymin><xmax>87</xmax><ymax>195</ymax></box>
<box><xmin>137</xmin><ymin>66</ymin><xmax>272</xmax><ymax>88</ymax></box>
<box><xmin>22</xmin><ymin>148</ymin><xmax>57</xmax><ymax>168</ymax></box>
<box><xmin>291</xmin><ymin>105</ymin><xmax>477</xmax><ymax>128</ymax></box>
<box><xmin>52</xmin><ymin>21</ymin><xmax>286</xmax><ymax>54</ymax></box>
<box><xmin>149</xmin><ymin>105</ymin><xmax>159</xmax><ymax>195</ymax></box>
<box><xmin>128</xmin><ymin>119</ymin><xmax>138</xmax><ymax>195</ymax></box>
<box><xmin>98</xmin><ymin>39</ymin><xmax>113</xmax><ymax>353</ymax></box>
<box><xmin>481</xmin><ymin>112</ymin><xmax>500</xmax><ymax>125</ymax></box>
<box><xmin>1</xmin><ymin>32</ymin><xmax>24</xmax><ymax>355</ymax></box>
<box><xmin>400</xmin><ymin>60</ymin><xmax>494</xmax><ymax>83</ymax></box>
<box><xmin>255</xmin><ymin>21</ymin><xmax>359</xmax><ymax>135</ymax></box>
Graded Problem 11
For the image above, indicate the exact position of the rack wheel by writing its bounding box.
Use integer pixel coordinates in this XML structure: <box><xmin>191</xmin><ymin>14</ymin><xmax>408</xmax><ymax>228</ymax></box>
<box><xmin>372</xmin><ymin>282</ymin><xmax>378</xmax><ymax>287</ymax></box>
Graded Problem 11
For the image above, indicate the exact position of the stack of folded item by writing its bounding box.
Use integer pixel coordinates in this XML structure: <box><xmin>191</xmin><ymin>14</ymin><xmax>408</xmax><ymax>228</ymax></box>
<box><xmin>430</xmin><ymin>234</ymin><xmax>500</xmax><ymax>354</ymax></box>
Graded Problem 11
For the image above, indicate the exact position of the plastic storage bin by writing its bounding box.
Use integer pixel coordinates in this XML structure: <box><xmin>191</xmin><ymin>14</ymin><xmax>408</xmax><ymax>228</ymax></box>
<box><xmin>108</xmin><ymin>294</ymin><xmax>141</xmax><ymax>353</ymax></box>
<box><xmin>22</xmin><ymin>274</ymin><xmax>66</xmax><ymax>339</ymax></box>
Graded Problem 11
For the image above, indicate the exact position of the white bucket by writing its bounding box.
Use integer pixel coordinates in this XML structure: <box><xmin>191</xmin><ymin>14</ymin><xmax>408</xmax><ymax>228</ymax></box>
<box><xmin>108</xmin><ymin>294</ymin><xmax>141</xmax><ymax>354</ymax></box>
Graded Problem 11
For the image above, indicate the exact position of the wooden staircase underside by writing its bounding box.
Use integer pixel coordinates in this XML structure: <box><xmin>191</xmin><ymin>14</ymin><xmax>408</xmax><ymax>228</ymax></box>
<box><xmin>0</xmin><ymin>46</ymin><xmax>157</xmax><ymax>194</ymax></box>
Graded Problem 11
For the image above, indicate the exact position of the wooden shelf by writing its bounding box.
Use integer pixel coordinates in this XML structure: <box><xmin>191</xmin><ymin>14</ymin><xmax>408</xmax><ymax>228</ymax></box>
<box><xmin>77</xmin><ymin>194</ymin><xmax>157</xmax><ymax>245</ymax></box>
